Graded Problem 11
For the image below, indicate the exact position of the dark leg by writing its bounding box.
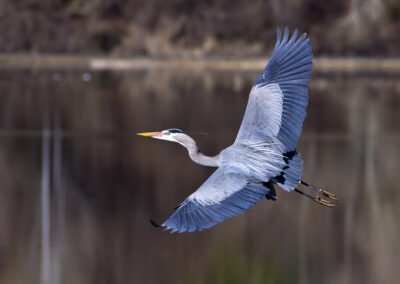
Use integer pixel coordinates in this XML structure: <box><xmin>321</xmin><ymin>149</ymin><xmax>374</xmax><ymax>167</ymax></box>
<box><xmin>300</xmin><ymin>181</ymin><xmax>338</xmax><ymax>200</ymax></box>
<box><xmin>294</xmin><ymin>188</ymin><xmax>336</xmax><ymax>207</ymax></box>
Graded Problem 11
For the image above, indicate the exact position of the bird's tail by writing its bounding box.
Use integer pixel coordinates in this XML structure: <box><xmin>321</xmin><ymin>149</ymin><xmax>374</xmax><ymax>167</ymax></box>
<box><xmin>274</xmin><ymin>151</ymin><xmax>303</xmax><ymax>192</ymax></box>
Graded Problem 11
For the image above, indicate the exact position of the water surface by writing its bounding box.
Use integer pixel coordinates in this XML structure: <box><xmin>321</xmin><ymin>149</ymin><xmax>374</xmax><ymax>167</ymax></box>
<box><xmin>0</xmin><ymin>68</ymin><xmax>399</xmax><ymax>284</ymax></box>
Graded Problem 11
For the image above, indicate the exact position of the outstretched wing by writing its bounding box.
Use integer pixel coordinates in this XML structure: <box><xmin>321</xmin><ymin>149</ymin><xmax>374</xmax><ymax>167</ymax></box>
<box><xmin>160</xmin><ymin>167</ymin><xmax>275</xmax><ymax>233</ymax></box>
<box><xmin>235</xmin><ymin>28</ymin><xmax>313</xmax><ymax>151</ymax></box>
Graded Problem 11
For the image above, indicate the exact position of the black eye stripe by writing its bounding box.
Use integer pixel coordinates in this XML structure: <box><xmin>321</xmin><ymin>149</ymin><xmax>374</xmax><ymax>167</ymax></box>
<box><xmin>168</xmin><ymin>128</ymin><xmax>183</xmax><ymax>133</ymax></box>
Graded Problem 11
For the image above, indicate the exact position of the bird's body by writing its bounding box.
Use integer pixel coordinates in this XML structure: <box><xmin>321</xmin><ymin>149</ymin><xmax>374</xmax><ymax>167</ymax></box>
<box><xmin>138</xmin><ymin>28</ymin><xmax>337</xmax><ymax>233</ymax></box>
<box><xmin>220</xmin><ymin>140</ymin><xmax>287</xmax><ymax>182</ymax></box>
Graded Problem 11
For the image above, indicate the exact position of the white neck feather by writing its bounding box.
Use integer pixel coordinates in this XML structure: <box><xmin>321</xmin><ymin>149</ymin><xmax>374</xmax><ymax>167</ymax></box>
<box><xmin>178</xmin><ymin>134</ymin><xmax>219</xmax><ymax>167</ymax></box>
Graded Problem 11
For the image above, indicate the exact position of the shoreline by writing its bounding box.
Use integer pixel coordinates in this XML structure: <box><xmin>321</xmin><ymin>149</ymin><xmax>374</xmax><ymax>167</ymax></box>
<box><xmin>0</xmin><ymin>54</ymin><xmax>399</xmax><ymax>73</ymax></box>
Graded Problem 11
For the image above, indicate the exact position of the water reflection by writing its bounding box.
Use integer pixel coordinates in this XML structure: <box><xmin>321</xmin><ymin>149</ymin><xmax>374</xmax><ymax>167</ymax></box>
<box><xmin>0</xmin><ymin>69</ymin><xmax>399</xmax><ymax>284</ymax></box>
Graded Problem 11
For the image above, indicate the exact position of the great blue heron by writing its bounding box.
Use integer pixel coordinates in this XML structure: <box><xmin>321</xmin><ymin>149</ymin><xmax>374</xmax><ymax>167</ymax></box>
<box><xmin>138</xmin><ymin>28</ymin><xmax>337</xmax><ymax>233</ymax></box>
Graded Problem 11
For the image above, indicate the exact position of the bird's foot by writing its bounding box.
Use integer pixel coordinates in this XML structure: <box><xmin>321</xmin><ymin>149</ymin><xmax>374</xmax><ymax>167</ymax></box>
<box><xmin>295</xmin><ymin>186</ymin><xmax>338</xmax><ymax>208</ymax></box>
<box><xmin>300</xmin><ymin>180</ymin><xmax>339</xmax><ymax>203</ymax></box>
<box><xmin>314</xmin><ymin>196</ymin><xmax>336</xmax><ymax>208</ymax></box>
<box><xmin>319</xmin><ymin>189</ymin><xmax>338</xmax><ymax>200</ymax></box>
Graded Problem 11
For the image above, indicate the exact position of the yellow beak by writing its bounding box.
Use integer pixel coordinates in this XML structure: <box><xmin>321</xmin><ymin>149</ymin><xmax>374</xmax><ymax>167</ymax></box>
<box><xmin>136</xmin><ymin>131</ymin><xmax>162</xmax><ymax>137</ymax></box>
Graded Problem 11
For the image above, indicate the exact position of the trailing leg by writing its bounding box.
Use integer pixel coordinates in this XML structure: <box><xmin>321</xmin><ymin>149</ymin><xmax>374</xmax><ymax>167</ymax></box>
<box><xmin>300</xmin><ymin>181</ymin><xmax>338</xmax><ymax>201</ymax></box>
<box><xmin>294</xmin><ymin>187</ymin><xmax>337</xmax><ymax>208</ymax></box>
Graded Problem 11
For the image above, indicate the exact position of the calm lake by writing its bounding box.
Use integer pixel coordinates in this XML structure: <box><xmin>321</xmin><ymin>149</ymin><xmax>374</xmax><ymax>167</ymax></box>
<box><xmin>0</xmin><ymin>67</ymin><xmax>399</xmax><ymax>284</ymax></box>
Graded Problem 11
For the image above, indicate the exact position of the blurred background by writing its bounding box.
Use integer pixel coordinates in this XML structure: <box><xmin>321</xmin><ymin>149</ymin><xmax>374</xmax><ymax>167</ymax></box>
<box><xmin>0</xmin><ymin>0</ymin><xmax>399</xmax><ymax>284</ymax></box>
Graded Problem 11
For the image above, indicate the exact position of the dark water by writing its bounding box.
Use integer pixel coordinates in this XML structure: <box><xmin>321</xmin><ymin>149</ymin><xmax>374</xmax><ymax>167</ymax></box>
<box><xmin>0</xmin><ymin>68</ymin><xmax>399</xmax><ymax>284</ymax></box>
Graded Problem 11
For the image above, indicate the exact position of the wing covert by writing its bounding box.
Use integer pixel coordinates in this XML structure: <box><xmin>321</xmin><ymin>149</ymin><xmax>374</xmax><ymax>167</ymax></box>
<box><xmin>235</xmin><ymin>83</ymin><xmax>284</xmax><ymax>143</ymax></box>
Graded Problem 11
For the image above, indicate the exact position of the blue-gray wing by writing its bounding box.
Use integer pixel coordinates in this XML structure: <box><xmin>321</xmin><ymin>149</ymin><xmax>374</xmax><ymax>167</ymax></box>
<box><xmin>161</xmin><ymin>167</ymin><xmax>275</xmax><ymax>233</ymax></box>
<box><xmin>235</xmin><ymin>28</ymin><xmax>313</xmax><ymax>151</ymax></box>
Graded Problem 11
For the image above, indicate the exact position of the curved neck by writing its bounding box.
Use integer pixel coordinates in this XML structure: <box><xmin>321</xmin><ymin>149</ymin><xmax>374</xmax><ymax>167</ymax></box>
<box><xmin>179</xmin><ymin>135</ymin><xmax>219</xmax><ymax>167</ymax></box>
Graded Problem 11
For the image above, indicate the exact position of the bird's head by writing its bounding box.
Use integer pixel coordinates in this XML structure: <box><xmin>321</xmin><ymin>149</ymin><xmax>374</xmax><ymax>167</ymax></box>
<box><xmin>137</xmin><ymin>128</ymin><xmax>186</xmax><ymax>144</ymax></box>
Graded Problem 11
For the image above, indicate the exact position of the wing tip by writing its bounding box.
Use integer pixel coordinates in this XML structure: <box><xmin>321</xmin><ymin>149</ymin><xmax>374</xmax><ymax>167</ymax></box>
<box><xmin>275</xmin><ymin>27</ymin><xmax>310</xmax><ymax>44</ymax></box>
<box><xmin>150</xmin><ymin>218</ymin><xmax>163</xmax><ymax>228</ymax></box>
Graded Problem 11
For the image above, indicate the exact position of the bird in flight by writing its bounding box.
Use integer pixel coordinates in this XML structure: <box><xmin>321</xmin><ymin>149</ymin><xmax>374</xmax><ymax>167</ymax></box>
<box><xmin>138</xmin><ymin>28</ymin><xmax>338</xmax><ymax>233</ymax></box>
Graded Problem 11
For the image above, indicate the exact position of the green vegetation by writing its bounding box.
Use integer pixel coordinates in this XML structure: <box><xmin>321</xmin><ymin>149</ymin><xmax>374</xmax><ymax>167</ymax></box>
<box><xmin>204</xmin><ymin>245</ymin><xmax>297</xmax><ymax>284</ymax></box>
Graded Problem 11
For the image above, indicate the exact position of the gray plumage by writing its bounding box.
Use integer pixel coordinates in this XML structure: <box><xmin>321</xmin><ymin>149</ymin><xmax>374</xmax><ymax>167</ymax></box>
<box><xmin>139</xmin><ymin>27</ymin><xmax>314</xmax><ymax>233</ymax></box>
